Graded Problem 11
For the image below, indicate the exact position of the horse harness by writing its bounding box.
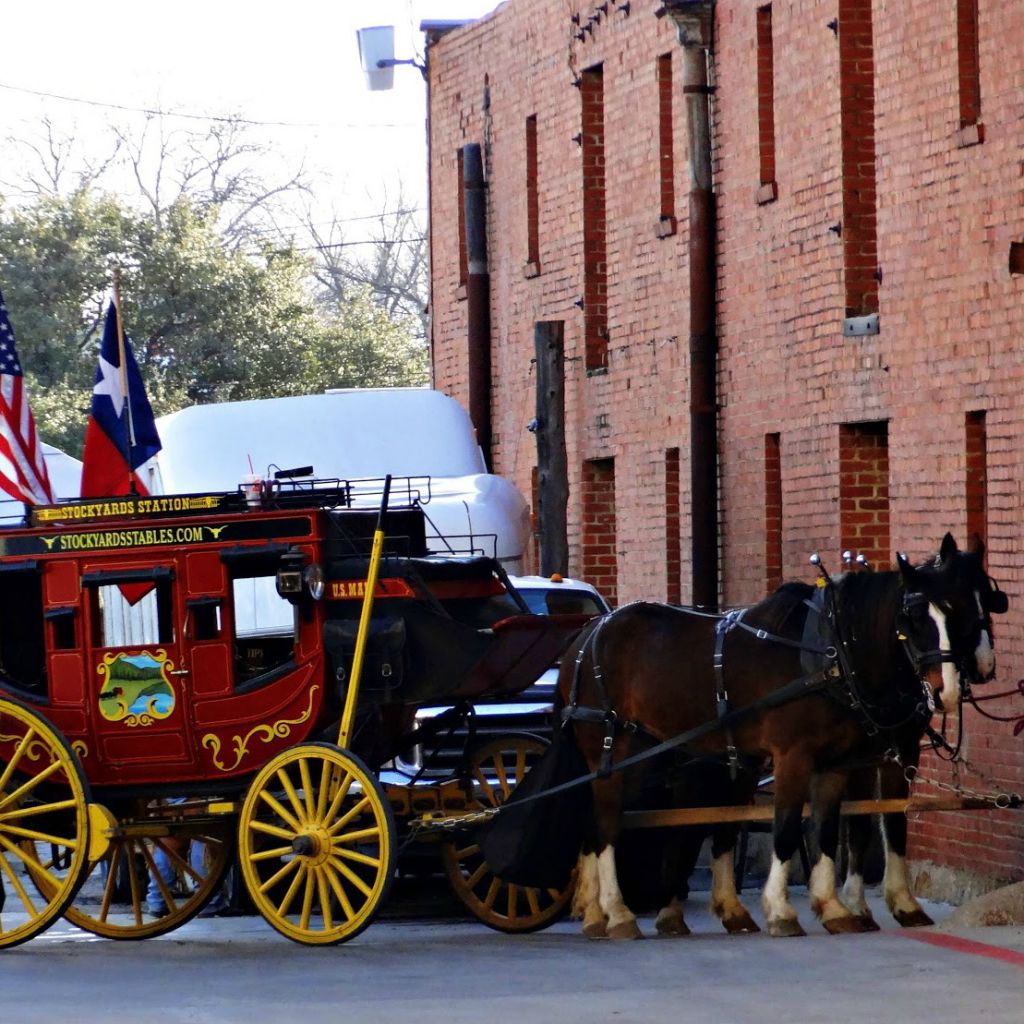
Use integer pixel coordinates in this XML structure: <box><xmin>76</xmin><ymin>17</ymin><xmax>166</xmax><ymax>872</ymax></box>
<box><xmin>562</xmin><ymin>579</ymin><xmax>964</xmax><ymax>782</ymax></box>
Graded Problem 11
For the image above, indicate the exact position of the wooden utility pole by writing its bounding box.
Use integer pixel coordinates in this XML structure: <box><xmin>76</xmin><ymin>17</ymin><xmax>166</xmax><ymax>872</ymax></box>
<box><xmin>534</xmin><ymin>321</ymin><xmax>569</xmax><ymax>576</ymax></box>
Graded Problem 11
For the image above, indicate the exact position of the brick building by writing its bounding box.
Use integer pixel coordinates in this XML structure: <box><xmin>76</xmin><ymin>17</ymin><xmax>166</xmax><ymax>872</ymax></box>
<box><xmin>423</xmin><ymin>1</ymin><xmax>1024</xmax><ymax>888</ymax></box>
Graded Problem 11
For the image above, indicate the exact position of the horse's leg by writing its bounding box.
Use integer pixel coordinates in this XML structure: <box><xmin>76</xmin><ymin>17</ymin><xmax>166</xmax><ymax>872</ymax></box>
<box><xmin>572</xmin><ymin>847</ymin><xmax>609</xmax><ymax>938</ymax></box>
<box><xmin>709</xmin><ymin>824</ymin><xmax>760</xmax><ymax>933</ymax></box>
<box><xmin>654</xmin><ymin>827</ymin><xmax>693</xmax><ymax>936</ymax></box>
<box><xmin>808</xmin><ymin>768</ymin><xmax>870</xmax><ymax>934</ymax></box>
<box><xmin>762</xmin><ymin>753</ymin><xmax>810</xmax><ymax>937</ymax></box>
<box><xmin>591</xmin><ymin>773</ymin><xmax>642</xmax><ymax>940</ymax></box>
<box><xmin>880</xmin><ymin>751</ymin><xmax>934</xmax><ymax>927</ymax></box>
<box><xmin>841</xmin><ymin>766</ymin><xmax>882</xmax><ymax>930</ymax></box>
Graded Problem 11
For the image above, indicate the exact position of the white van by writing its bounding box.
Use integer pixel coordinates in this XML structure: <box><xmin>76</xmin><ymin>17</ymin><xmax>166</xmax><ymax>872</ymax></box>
<box><xmin>151</xmin><ymin>389</ymin><xmax>531</xmax><ymax>570</ymax></box>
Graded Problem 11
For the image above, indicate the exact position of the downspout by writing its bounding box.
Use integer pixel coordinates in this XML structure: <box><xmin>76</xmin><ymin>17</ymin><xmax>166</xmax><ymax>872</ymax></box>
<box><xmin>661</xmin><ymin>1</ymin><xmax>718</xmax><ymax>610</ymax></box>
<box><xmin>463</xmin><ymin>142</ymin><xmax>493</xmax><ymax>470</ymax></box>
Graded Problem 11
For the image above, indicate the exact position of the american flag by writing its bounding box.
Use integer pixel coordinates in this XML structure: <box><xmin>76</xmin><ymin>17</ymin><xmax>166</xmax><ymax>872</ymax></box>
<box><xmin>0</xmin><ymin>288</ymin><xmax>54</xmax><ymax>506</ymax></box>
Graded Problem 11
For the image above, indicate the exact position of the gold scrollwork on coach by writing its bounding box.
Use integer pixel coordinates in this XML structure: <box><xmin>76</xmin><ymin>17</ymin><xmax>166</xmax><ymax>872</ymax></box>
<box><xmin>201</xmin><ymin>686</ymin><xmax>319</xmax><ymax>773</ymax></box>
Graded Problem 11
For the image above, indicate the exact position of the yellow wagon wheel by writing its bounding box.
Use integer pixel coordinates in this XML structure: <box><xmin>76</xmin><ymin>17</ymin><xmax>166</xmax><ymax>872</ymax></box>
<box><xmin>238</xmin><ymin>743</ymin><xmax>396</xmax><ymax>945</ymax></box>
<box><xmin>441</xmin><ymin>733</ymin><xmax>574</xmax><ymax>933</ymax></box>
<box><xmin>0</xmin><ymin>696</ymin><xmax>91</xmax><ymax>949</ymax></box>
<box><xmin>26</xmin><ymin>800</ymin><xmax>233</xmax><ymax>940</ymax></box>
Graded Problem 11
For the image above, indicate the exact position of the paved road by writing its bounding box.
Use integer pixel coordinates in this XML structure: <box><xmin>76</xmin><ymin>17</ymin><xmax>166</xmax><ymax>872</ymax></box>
<box><xmin>4</xmin><ymin>886</ymin><xmax>1022</xmax><ymax>1024</ymax></box>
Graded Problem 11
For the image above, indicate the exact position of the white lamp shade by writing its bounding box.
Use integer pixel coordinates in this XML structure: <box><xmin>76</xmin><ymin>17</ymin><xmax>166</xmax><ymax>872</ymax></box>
<box><xmin>357</xmin><ymin>25</ymin><xmax>396</xmax><ymax>92</ymax></box>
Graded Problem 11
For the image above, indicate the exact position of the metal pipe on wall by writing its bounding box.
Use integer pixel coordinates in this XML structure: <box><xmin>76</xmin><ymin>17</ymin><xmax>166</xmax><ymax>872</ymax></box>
<box><xmin>463</xmin><ymin>143</ymin><xmax>493</xmax><ymax>470</ymax></box>
<box><xmin>671</xmin><ymin>3</ymin><xmax>718</xmax><ymax>610</ymax></box>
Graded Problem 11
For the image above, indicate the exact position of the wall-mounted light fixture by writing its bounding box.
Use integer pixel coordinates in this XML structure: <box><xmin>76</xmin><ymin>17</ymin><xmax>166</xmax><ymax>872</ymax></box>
<box><xmin>356</xmin><ymin>25</ymin><xmax>426</xmax><ymax>90</ymax></box>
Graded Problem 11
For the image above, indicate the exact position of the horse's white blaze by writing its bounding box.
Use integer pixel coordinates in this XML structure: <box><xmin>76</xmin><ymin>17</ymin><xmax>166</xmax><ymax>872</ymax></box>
<box><xmin>842</xmin><ymin>871</ymin><xmax>871</xmax><ymax>918</ymax></box>
<box><xmin>928</xmin><ymin>603</ymin><xmax>959</xmax><ymax>710</ymax></box>
<box><xmin>974</xmin><ymin>592</ymin><xmax>995</xmax><ymax>678</ymax></box>
<box><xmin>808</xmin><ymin>853</ymin><xmax>850</xmax><ymax>923</ymax></box>
<box><xmin>761</xmin><ymin>853</ymin><xmax>797</xmax><ymax>925</ymax></box>
<box><xmin>596</xmin><ymin>845</ymin><xmax>635</xmax><ymax>931</ymax></box>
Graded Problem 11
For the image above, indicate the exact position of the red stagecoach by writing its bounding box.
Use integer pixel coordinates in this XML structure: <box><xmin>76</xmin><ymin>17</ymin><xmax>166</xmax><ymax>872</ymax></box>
<box><xmin>0</xmin><ymin>476</ymin><xmax>594</xmax><ymax>947</ymax></box>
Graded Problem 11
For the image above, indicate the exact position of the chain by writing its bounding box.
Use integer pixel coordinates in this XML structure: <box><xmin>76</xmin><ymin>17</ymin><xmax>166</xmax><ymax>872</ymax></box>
<box><xmin>405</xmin><ymin>805</ymin><xmax>502</xmax><ymax>837</ymax></box>
<box><xmin>886</xmin><ymin>747</ymin><xmax>1023</xmax><ymax>810</ymax></box>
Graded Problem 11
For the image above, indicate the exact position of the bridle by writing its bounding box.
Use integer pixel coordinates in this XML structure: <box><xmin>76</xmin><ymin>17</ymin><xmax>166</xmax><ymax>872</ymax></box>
<box><xmin>894</xmin><ymin>590</ymin><xmax>961</xmax><ymax>681</ymax></box>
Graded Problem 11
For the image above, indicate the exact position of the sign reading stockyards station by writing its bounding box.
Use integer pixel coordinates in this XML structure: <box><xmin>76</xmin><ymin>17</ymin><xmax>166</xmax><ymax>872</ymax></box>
<box><xmin>2</xmin><ymin>496</ymin><xmax>313</xmax><ymax>557</ymax></box>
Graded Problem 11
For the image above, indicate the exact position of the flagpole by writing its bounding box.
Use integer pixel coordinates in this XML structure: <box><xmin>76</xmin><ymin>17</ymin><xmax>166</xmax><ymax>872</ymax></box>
<box><xmin>112</xmin><ymin>268</ymin><xmax>138</xmax><ymax>495</ymax></box>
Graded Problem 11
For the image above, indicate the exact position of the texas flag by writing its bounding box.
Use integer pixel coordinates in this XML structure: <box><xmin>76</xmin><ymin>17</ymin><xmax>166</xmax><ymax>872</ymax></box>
<box><xmin>80</xmin><ymin>301</ymin><xmax>162</xmax><ymax>498</ymax></box>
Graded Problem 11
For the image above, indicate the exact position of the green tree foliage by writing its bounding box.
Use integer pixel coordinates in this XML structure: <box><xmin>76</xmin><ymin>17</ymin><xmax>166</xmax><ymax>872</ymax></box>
<box><xmin>0</xmin><ymin>189</ymin><xmax>428</xmax><ymax>454</ymax></box>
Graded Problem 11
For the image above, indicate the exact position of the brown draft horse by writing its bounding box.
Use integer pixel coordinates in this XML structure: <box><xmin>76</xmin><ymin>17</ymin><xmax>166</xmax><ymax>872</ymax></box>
<box><xmin>558</xmin><ymin>534</ymin><xmax>1005</xmax><ymax>939</ymax></box>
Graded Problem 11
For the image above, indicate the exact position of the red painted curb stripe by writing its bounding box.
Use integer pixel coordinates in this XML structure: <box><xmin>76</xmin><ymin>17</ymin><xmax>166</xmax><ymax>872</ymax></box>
<box><xmin>897</xmin><ymin>929</ymin><xmax>1024</xmax><ymax>968</ymax></box>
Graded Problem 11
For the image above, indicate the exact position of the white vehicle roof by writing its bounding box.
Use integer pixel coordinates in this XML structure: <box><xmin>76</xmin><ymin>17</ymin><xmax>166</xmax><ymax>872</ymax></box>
<box><xmin>152</xmin><ymin>389</ymin><xmax>486</xmax><ymax>493</ymax></box>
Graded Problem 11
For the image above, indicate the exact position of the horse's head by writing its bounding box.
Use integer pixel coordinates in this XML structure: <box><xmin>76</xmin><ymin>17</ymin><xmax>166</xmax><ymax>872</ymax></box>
<box><xmin>896</xmin><ymin>533</ymin><xmax>1009</xmax><ymax>712</ymax></box>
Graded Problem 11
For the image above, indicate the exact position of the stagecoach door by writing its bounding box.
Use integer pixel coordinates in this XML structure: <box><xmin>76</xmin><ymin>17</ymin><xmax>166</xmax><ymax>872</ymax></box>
<box><xmin>81</xmin><ymin>559</ymin><xmax>194</xmax><ymax>771</ymax></box>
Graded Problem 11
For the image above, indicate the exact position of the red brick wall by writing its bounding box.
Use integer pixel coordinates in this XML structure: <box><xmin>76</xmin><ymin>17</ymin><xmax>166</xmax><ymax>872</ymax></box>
<box><xmin>838</xmin><ymin>421</ymin><xmax>890</xmax><ymax>568</ymax></box>
<box><xmin>764</xmin><ymin>433</ymin><xmax>782</xmax><ymax>591</ymax></box>
<box><xmin>581</xmin><ymin>458</ymin><xmax>617</xmax><ymax>607</ymax></box>
<box><xmin>666</xmin><ymin>447</ymin><xmax>681</xmax><ymax>605</ymax></box>
<box><xmin>425</xmin><ymin>1</ymin><xmax>1024</xmax><ymax>884</ymax></box>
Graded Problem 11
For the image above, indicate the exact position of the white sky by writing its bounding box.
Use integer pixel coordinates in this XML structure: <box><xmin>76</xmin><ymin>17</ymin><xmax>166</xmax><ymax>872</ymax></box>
<box><xmin>0</xmin><ymin>1</ymin><xmax>500</xmax><ymax>235</ymax></box>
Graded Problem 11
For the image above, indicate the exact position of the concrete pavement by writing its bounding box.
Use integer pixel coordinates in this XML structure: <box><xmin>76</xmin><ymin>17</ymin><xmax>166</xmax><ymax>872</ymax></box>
<box><xmin>3</xmin><ymin>886</ymin><xmax>1022</xmax><ymax>1024</ymax></box>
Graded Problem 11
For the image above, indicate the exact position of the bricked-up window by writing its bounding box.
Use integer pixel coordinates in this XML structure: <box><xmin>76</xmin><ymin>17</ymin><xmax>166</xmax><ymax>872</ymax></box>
<box><xmin>756</xmin><ymin>5</ymin><xmax>777</xmax><ymax>202</ymax></box>
<box><xmin>582</xmin><ymin>457</ymin><xmax>617</xmax><ymax>606</ymax></box>
<box><xmin>839</xmin><ymin>0</ymin><xmax>878</xmax><ymax>318</ymax></box>
<box><xmin>581</xmin><ymin>65</ymin><xmax>608</xmax><ymax>372</ymax></box>
<box><xmin>656</xmin><ymin>54</ymin><xmax>676</xmax><ymax>228</ymax></box>
<box><xmin>957</xmin><ymin>0</ymin><xmax>982</xmax><ymax>129</ymax></box>
<box><xmin>665</xmin><ymin>448</ymin><xmax>681</xmax><ymax>604</ymax></box>
<box><xmin>966</xmin><ymin>411</ymin><xmax>988</xmax><ymax>542</ymax></box>
<box><xmin>525</xmin><ymin>115</ymin><xmax>540</xmax><ymax>273</ymax></box>
<box><xmin>839</xmin><ymin>421</ymin><xmax>890</xmax><ymax>568</ymax></box>
<box><xmin>457</xmin><ymin>147</ymin><xmax>468</xmax><ymax>289</ymax></box>
<box><xmin>764</xmin><ymin>433</ymin><xmax>783</xmax><ymax>591</ymax></box>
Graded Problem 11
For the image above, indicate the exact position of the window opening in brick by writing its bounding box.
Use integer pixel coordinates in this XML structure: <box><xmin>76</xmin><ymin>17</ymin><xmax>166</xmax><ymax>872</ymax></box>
<box><xmin>657</xmin><ymin>54</ymin><xmax>676</xmax><ymax>225</ymax></box>
<box><xmin>838</xmin><ymin>0</ymin><xmax>878</xmax><ymax>318</ymax></box>
<box><xmin>965</xmin><ymin>411</ymin><xmax>988</xmax><ymax>544</ymax></box>
<box><xmin>665</xmin><ymin>448</ymin><xmax>681</xmax><ymax>605</ymax></box>
<box><xmin>581</xmin><ymin>65</ymin><xmax>608</xmax><ymax>372</ymax></box>
<box><xmin>756</xmin><ymin>6</ymin><xmax>777</xmax><ymax>197</ymax></box>
<box><xmin>582</xmin><ymin>457</ymin><xmax>617</xmax><ymax>607</ymax></box>
<box><xmin>457</xmin><ymin>147</ymin><xmax>468</xmax><ymax>289</ymax></box>
<box><xmin>839</xmin><ymin>421</ymin><xmax>889</xmax><ymax>568</ymax></box>
<box><xmin>764</xmin><ymin>433</ymin><xmax>783</xmax><ymax>592</ymax></box>
<box><xmin>957</xmin><ymin>0</ymin><xmax>981</xmax><ymax>128</ymax></box>
<box><xmin>526</xmin><ymin>115</ymin><xmax>540</xmax><ymax>272</ymax></box>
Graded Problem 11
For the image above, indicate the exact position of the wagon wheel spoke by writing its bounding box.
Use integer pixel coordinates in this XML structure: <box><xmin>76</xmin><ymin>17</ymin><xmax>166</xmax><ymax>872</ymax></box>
<box><xmin>491</xmin><ymin>754</ymin><xmax>512</xmax><ymax>800</ymax></box>
<box><xmin>299</xmin><ymin>867</ymin><xmax>316</xmax><ymax>932</ymax></box>
<box><xmin>95</xmin><ymin>842</ymin><xmax>122</xmax><ymax>923</ymax></box>
<box><xmin>0</xmin><ymin>797</ymin><xmax>79</xmax><ymax>824</ymax></box>
<box><xmin>506</xmin><ymin>883</ymin><xmax>519</xmax><ymax>923</ymax></box>
<box><xmin>0</xmin><ymin>849</ymin><xmax>41</xmax><ymax>915</ymax></box>
<box><xmin>330</xmin><ymin>845</ymin><xmax>380</xmax><ymax>869</ymax></box>
<box><xmin>316</xmin><ymin>867</ymin><xmax>334</xmax><ymax>932</ymax></box>
<box><xmin>257</xmin><ymin>854</ymin><xmax>301</xmax><ymax>894</ymax></box>
<box><xmin>471</xmin><ymin>766</ymin><xmax>497</xmax><ymax>807</ymax></box>
<box><xmin>299</xmin><ymin>757</ymin><xmax>317</xmax><ymax>823</ymax></box>
<box><xmin>322</xmin><ymin>861</ymin><xmax>356</xmax><ymax>921</ymax></box>
<box><xmin>326</xmin><ymin>796</ymin><xmax>371</xmax><ymax>836</ymax></box>
<box><xmin>265</xmin><ymin>782</ymin><xmax>304</xmax><ymax>833</ymax></box>
<box><xmin>276</xmin><ymin>769</ymin><xmax>308</xmax><ymax>828</ymax></box>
